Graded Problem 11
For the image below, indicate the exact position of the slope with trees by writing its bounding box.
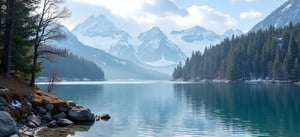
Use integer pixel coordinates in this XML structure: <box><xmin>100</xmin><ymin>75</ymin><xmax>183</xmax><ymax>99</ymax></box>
<box><xmin>0</xmin><ymin>0</ymin><xmax>105</xmax><ymax>85</ymax></box>
<box><xmin>173</xmin><ymin>23</ymin><xmax>300</xmax><ymax>82</ymax></box>
<box><xmin>40</xmin><ymin>53</ymin><xmax>105</xmax><ymax>81</ymax></box>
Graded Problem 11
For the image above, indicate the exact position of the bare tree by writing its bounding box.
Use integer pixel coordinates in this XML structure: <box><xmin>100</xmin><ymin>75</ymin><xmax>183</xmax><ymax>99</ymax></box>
<box><xmin>47</xmin><ymin>69</ymin><xmax>60</xmax><ymax>93</ymax></box>
<box><xmin>30</xmin><ymin>0</ymin><xmax>70</xmax><ymax>87</ymax></box>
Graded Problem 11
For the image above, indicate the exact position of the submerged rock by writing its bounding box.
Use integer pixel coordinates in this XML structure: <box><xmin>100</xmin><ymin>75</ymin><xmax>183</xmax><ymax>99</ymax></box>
<box><xmin>0</xmin><ymin>111</ymin><xmax>18</xmax><ymax>137</ymax></box>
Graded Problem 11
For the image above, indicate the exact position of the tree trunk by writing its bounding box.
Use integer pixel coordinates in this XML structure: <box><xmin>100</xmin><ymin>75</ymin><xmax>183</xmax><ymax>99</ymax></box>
<box><xmin>3</xmin><ymin>0</ymin><xmax>15</xmax><ymax>78</ymax></box>
<box><xmin>30</xmin><ymin>44</ymin><xmax>38</xmax><ymax>87</ymax></box>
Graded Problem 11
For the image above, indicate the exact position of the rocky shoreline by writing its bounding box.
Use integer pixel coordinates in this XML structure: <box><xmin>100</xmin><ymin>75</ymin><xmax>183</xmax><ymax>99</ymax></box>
<box><xmin>0</xmin><ymin>87</ymin><xmax>110</xmax><ymax>137</ymax></box>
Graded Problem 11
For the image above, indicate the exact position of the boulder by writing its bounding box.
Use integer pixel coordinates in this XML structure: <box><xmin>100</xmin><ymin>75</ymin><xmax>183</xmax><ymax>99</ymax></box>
<box><xmin>47</xmin><ymin>120</ymin><xmax>58</xmax><ymax>128</ymax></box>
<box><xmin>35</xmin><ymin>106</ymin><xmax>47</xmax><ymax>114</ymax></box>
<box><xmin>0</xmin><ymin>111</ymin><xmax>18</xmax><ymax>137</ymax></box>
<box><xmin>9</xmin><ymin>134</ymin><xmax>19</xmax><ymax>137</ymax></box>
<box><xmin>0</xmin><ymin>97</ymin><xmax>7</xmax><ymax>106</ymax></box>
<box><xmin>41</xmin><ymin>112</ymin><xmax>53</xmax><ymax>122</ymax></box>
<box><xmin>44</xmin><ymin>103</ymin><xmax>54</xmax><ymax>111</ymax></box>
<box><xmin>68</xmin><ymin>108</ymin><xmax>95</xmax><ymax>122</ymax></box>
<box><xmin>100</xmin><ymin>113</ymin><xmax>111</xmax><ymax>121</ymax></box>
<box><xmin>26</xmin><ymin>115</ymin><xmax>41</xmax><ymax>128</ymax></box>
<box><xmin>53</xmin><ymin>112</ymin><xmax>67</xmax><ymax>120</ymax></box>
<box><xmin>25</xmin><ymin>93</ymin><xmax>33</xmax><ymax>101</ymax></box>
<box><xmin>24</xmin><ymin>102</ymin><xmax>32</xmax><ymax>110</ymax></box>
<box><xmin>56</xmin><ymin>118</ymin><xmax>74</xmax><ymax>127</ymax></box>
<box><xmin>67</xmin><ymin>101</ymin><xmax>76</xmax><ymax>107</ymax></box>
<box><xmin>0</xmin><ymin>106</ymin><xmax>10</xmax><ymax>113</ymax></box>
<box><xmin>42</xmin><ymin>99</ymin><xmax>50</xmax><ymax>105</ymax></box>
<box><xmin>58</xmin><ymin>106</ymin><xmax>69</xmax><ymax>112</ymax></box>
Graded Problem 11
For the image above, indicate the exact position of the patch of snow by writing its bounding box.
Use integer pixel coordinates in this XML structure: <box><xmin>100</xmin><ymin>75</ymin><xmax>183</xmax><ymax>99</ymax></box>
<box><xmin>73</xmin><ymin>32</ymin><xmax>118</xmax><ymax>52</ymax></box>
<box><xmin>0</xmin><ymin>87</ymin><xmax>9</xmax><ymax>92</ymax></box>
<box><xmin>282</xmin><ymin>3</ymin><xmax>292</xmax><ymax>13</ymax></box>
<box><xmin>10</xmin><ymin>100</ymin><xmax>21</xmax><ymax>109</ymax></box>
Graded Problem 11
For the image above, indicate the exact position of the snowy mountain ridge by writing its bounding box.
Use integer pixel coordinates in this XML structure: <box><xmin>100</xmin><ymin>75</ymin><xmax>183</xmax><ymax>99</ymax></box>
<box><xmin>138</xmin><ymin>27</ymin><xmax>186</xmax><ymax>65</ymax></box>
<box><xmin>251</xmin><ymin>0</ymin><xmax>300</xmax><ymax>32</ymax></box>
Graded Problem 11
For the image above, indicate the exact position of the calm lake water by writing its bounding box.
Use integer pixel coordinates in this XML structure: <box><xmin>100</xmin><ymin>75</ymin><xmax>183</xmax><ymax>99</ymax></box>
<box><xmin>38</xmin><ymin>81</ymin><xmax>300</xmax><ymax>137</ymax></box>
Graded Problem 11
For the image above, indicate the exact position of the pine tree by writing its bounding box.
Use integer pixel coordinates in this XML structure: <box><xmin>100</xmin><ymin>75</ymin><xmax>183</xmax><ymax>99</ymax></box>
<box><xmin>273</xmin><ymin>48</ymin><xmax>282</xmax><ymax>80</ymax></box>
<box><xmin>291</xmin><ymin>58</ymin><xmax>300</xmax><ymax>82</ymax></box>
<box><xmin>283</xmin><ymin>34</ymin><xmax>297</xmax><ymax>80</ymax></box>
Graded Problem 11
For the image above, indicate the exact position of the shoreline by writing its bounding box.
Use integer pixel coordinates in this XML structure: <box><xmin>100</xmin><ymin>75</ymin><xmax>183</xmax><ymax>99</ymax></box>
<box><xmin>173</xmin><ymin>78</ymin><xmax>300</xmax><ymax>85</ymax></box>
<box><xmin>0</xmin><ymin>76</ymin><xmax>110</xmax><ymax>137</ymax></box>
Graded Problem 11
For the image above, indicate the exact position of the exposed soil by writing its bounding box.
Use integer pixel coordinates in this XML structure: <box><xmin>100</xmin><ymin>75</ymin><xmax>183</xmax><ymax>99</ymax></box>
<box><xmin>0</xmin><ymin>75</ymin><xmax>70</xmax><ymax>120</ymax></box>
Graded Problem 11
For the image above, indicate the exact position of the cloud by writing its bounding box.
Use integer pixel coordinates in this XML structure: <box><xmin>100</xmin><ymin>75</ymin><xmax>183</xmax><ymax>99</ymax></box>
<box><xmin>240</xmin><ymin>10</ymin><xmax>262</xmax><ymax>19</ymax></box>
<box><xmin>231</xmin><ymin>0</ymin><xmax>256</xmax><ymax>3</ymax></box>
<box><xmin>73</xmin><ymin>0</ymin><xmax>186</xmax><ymax>17</ymax></box>
<box><xmin>171</xmin><ymin>5</ymin><xmax>236</xmax><ymax>33</ymax></box>
<box><xmin>245</xmin><ymin>0</ymin><xmax>256</xmax><ymax>2</ymax></box>
<box><xmin>72</xmin><ymin>0</ymin><xmax>237</xmax><ymax>34</ymax></box>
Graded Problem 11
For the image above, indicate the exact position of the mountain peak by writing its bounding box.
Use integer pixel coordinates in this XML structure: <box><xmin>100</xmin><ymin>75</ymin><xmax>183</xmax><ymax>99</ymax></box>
<box><xmin>223</xmin><ymin>29</ymin><xmax>244</xmax><ymax>38</ymax></box>
<box><xmin>138</xmin><ymin>27</ymin><xmax>167</xmax><ymax>41</ymax></box>
<box><xmin>171</xmin><ymin>25</ymin><xmax>221</xmax><ymax>43</ymax></box>
<box><xmin>72</xmin><ymin>14</ymin><xmax>130</xmax><ymax>40</ymax></box>
<box><xmin>137</xmin><ymin>27</ymin><xmax>186</xmax><ymax>63</ymax></box>
<box><xmin>251</xmin><ymin>0</ymin><xmax>300</xmax><ymax>32</ymax></box>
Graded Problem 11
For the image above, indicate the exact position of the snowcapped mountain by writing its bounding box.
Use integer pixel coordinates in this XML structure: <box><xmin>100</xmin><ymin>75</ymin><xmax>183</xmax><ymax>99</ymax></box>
<box><xmin>223</xmin><ymin>29</ymin><xmax>244</xmax><ymax>38</ymax></box>
<box><xmin>169</xmin><ymin>26</ymin><xmax>243</xmax><ymax>56</ymax></box>
<box><xmin>171</xmin><ymin>26</ymin><xmax>221</xmax><ymax>43</ymax></box>
<box><xmin>72</xmin><ymin>15</ymin><xmax>129</xmax><ymax>40</ymax></box>
<box><xmin>72</xmin><ymin>15</ymin><xmax>131</xmax><ymax>52</ymax></box>
<box><xmin>137</xmin><ymin>27</ymin><xmax>186</xmax><ymax>66</ymax></box>
<box><xmin>109</xmin><ymin>40</ymin><xmax>140</xmax><ymax>63</ymax></box>
<box><xmin>251</xmin><ymin>0</ymin><xmax>300</xmax><ymax>32</ymax></box>
<box><xmin>49</xmin><ymin>25</ymin><xmax>169</xmax><ymax>80</ymax></box>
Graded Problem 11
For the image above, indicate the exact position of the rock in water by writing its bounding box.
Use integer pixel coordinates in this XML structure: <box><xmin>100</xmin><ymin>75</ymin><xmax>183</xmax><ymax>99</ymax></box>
<box><xmin>0</xmin><ymin>111</ymin><xmax>18</xmax><ymax>137</ymax></box>
<box><xmin>68</xmin><ymin>108</ymin><xmax>95</xmax><ymax>122</ymax></box>
<box><xmin>56</xmin><ymin>118</ymin><xmax>74</xmax><ymax>127</ymax></box>
<box><xmin>100</xmin><ymin>113</ymin><xmax>111</xmax><ymax>121</ymax></box>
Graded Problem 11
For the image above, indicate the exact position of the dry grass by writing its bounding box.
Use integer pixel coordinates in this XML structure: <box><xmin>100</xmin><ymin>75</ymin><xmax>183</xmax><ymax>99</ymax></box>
<box><xmin>0</xmin><ymin>75</ymin><xmax>71</xmax><ymax>120</ymax></box>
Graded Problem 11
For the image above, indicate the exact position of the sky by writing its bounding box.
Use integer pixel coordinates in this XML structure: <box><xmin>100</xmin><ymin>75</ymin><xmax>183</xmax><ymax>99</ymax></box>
<box><xmin>60</xmin><ymin>0</ymin><xmax>288</xmax><ymax>36</ymax></box>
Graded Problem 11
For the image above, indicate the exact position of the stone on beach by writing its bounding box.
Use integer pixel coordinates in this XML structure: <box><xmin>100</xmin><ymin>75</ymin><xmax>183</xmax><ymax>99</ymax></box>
<box><xmin>68</xmin><ymin>108</ymin><xmax>95</xmax><ymax>122</ymax></box>
<box><xmin>0</xmin><ymin>111</ymin><xmax>18</xmax><ymax>137</ymax></box>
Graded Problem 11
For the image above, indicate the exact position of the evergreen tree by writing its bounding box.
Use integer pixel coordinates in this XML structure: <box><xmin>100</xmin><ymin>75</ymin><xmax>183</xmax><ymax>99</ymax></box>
<box><xmin>273</xmin><ymin>48</ymin><xmax>282</xmax><ymax>80</ymax></box>
<box><xmin>291</xmin><ymin>58</ymin><xmax>300</xmax><ymax>81</ymax></box>
<box><xmin>172</xmin><ymin>23</ymin><xmax>300</xmax><ymax>82</ymax></box>
<box><xmin>283</xmin><ymin>34</ymin><xmax>297</xmax><ymax>80</ymax></box>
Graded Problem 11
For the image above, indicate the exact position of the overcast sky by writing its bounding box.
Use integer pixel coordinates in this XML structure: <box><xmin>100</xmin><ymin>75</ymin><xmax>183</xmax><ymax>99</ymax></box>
<box><xmin>60</xmin><ymin>0</ymin><xmax>287</xmax><ymax>36</ymax></box>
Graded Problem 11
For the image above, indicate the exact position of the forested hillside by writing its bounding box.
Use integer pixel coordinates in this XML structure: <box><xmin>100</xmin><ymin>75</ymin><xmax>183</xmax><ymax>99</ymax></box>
<box><xmin>173</xmin><ymin>23</ymin><xmax>300</xmax><ymax>82</ymax></box>
<box><xmin>40</xmin><ymin>53</ymin><xmax>105</xmax><ymax>81</ymax></box>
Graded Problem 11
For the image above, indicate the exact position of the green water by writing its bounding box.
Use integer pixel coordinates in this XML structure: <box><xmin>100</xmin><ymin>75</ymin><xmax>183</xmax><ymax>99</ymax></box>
<box><xmin>38</xmin><ymin>81</ymin><xmax>300</xmax><ymax>137</ymax></box>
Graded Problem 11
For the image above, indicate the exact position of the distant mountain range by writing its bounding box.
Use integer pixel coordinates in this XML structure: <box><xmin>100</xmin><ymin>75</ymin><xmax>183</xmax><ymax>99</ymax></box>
<box><xmin>72</xmin><ymin>15</ymin><xmax>243</xmax><ymax>67</ymax></box>
<box><xmin>251</xmin><ymin>0</ymin><xmax>300</xmax><ymax>32</ymax></box>
<box><xmin>48</xmin><ymin>25</ymin><xmax>169</xmax><ymax>80</ymax></box>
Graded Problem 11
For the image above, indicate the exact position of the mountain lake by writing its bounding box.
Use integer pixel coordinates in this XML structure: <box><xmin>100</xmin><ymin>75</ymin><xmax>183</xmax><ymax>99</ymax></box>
<box><xmin>37</xmin><ymin>81</ymin><xmax>300</xmax><ymax>137</ymax></box>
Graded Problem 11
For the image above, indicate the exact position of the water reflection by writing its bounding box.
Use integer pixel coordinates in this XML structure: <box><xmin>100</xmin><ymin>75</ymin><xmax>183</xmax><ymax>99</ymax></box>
<box><xmin>174</xmin><ymin>83</ymin><xmax>300</xmax><ymax>137</ymax></box>
<box><xmin>36</xmin><ymin>124</ymin><xmax>93</xmax><ymax>137</ymax></box>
